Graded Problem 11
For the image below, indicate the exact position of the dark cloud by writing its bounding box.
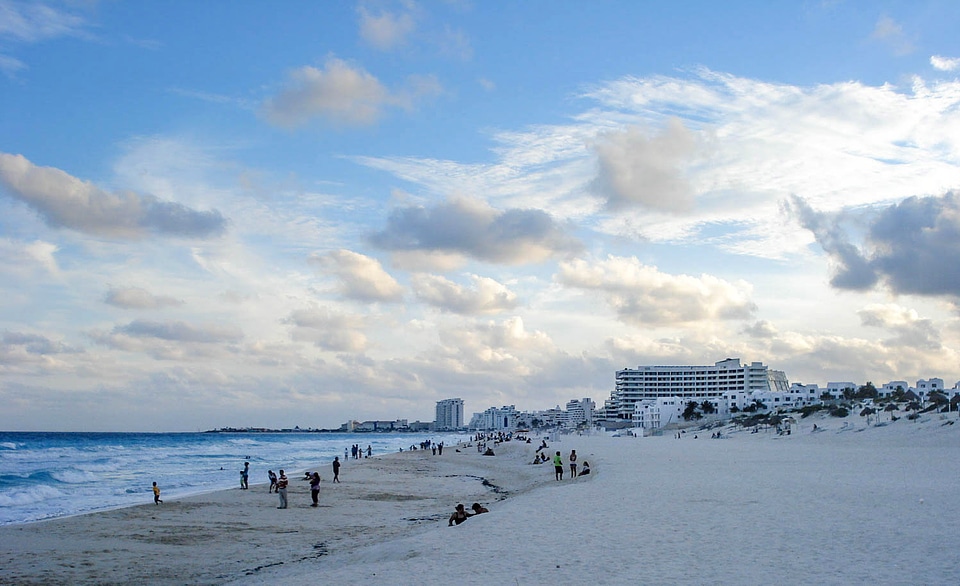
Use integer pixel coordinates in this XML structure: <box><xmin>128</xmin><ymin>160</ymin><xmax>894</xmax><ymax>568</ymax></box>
<box><xmin>369</xmin><ymin>197</ymin><xmax>581</xmax><ymax>264</ymax></box>
<box><xmin>0</xmin><ymin>153</ymin><xmax>227</xmax><ymax>239</ymax></box>
<box><xmin>791</xmin><ymin>192</ymin><xmax>960</xmax><ymax>297</ymax></box>
<box><xmin>788</xmin><ymin>195</ymin><xmax>878</xmax><ymax>290</ymax></box>
<box><xmin>2</xmin><ymin>331</ymin><xmax>82</xmax><ymax>355</ymax></box>
<box><xmin>116</xmin><ymin>320</ymin><xmax>243</xmax><ymax>343</ymax></box>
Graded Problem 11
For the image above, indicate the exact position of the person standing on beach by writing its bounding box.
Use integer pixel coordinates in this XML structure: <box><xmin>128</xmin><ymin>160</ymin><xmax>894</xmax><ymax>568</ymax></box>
<box><xmin>309</xmin><ymin>472</ymin><xmax>321</xmax><ymax>507</ymax></box>
<box><xmin>268</xmin><ymin>470</ymin><xmax>278</xmax><ymax>493</ymax></box>
<box><xmin>241</xmin><ymin>461</ymin><xmax>249</xmax><ymax>490</ymax></box>
<box><xmin>553</xmin><ymin>451</ymin><xmax>563</xmax><ymax>481</ymax></box>
<box><xmin>277</xmin><ymin>470</ymin><xmax>288</xmax><ymax>509</ymax></box>
<box><xmin>569</xmin><ymin>449</ymin><xmax>578</xmax><ymax>478</ymax></box>
<box><xmin>366</xmin><ymin>445</ymin><xmax>372</xmax><ymax>457</ymax></box>
<box><xmin>152</xmin><ymin>481</ymin><xmax>162</xmax><ymax>504</ymax></box>
<box><xmin>332</xmin><ymin>457</ymin><xmax>341</xmax><ymax>483</ymax></box>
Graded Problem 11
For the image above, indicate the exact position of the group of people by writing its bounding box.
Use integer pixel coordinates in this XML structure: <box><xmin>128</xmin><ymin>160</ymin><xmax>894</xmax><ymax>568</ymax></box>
<box><xmin>532</xmin><ymin>449</ymin><xmax>590</xmax><ymax>480</ymax></box>
<box><xmin>448</xmin><ymin>502</ymin><xmax>489</xmax><ymax>526</ymax></box>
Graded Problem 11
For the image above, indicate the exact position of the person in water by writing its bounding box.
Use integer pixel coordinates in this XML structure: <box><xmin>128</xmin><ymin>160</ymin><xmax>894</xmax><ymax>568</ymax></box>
<box><xmin>449</xmin><ymin>503</ymin><xmax>469</xmax><ymax>526</ymax></box>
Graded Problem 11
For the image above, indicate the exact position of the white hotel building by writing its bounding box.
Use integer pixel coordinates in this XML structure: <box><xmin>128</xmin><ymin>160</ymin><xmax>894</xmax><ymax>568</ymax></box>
<box><xmin>601</xmin><ymin>358</ymin><xmax>789</xmax><ymax>423</ymax></box>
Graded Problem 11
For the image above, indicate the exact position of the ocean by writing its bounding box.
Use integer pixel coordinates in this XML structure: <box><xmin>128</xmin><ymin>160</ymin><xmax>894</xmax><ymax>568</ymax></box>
<box><xmin>0</xmin><ymin>431</ymin><xmax>465</xmax><ymax>526</ymax></box>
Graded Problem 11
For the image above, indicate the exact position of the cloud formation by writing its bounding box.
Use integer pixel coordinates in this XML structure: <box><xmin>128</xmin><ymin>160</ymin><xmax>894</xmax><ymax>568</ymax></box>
<box><xmin>411</xmin><ymin>273</ymin><xmax>518</xmax><ymax>315</ymax></box>
<box><xmin>858</xmin><ymin>303</ymin><xmax>941</xmax><ymax>350</ymax></box>
<box><xmin>261</xmin><ymin>57</ymin><xmax>441</xmax><ymax>128</ymax></box>
<box><xmin>115</xmin><ymin>320</ymin><xmax>243</xmax><ymax>344</ymax></box>
<box><xmin>309</xmin><ymin>249</ymin><xmax>404</xmax><ymax>302</ymax></box>
<box><xmin>0</xmin><ymin>153</ymin><xmax>227</xmax><ymax>239</ymax></box>
<box><xmin>358</xmin><ymin>6</ymin><xmax>415</xmax><ymax>50</ymax></box>
<box><xmin>370</xmin><ymin>197</ymin><xmax>582</xmax><ymax>265</ymax></box>
<box><xmin>105</xmin><ymin>287</ymin><xmax>183</xmax><ymax>310</ymax></box>
<box><xmin>556</xmin><ymin>255</ymin><xmax>757</xmax><ymax>326</ymax></box>
<box><xmin>592</xmin><ymin>119</ymin><xmax>702</xmax><ymax>213</ymax></box>
<box><xmin>931</xmin><ymin>55</ymin><xmax>960</xmax><ymax>71</ymax></box>
<box><xmin>871</xmin><ymin>15</ymin><xmax>914</xmax><ymax>55</ymax></box>
<box><xmin>0</xmin><ymin>1</ymin><xmax>86</xmax><ymax>43</ymax></box>
<box><xmin>792</xmin><ymin>192</ymin><xmax>960</xmax><ymax>298</ymax></box>
<box><xmin>285</xmin><ymin>307</ymin><xmax>368</xmax><ymax>352</ymax></box>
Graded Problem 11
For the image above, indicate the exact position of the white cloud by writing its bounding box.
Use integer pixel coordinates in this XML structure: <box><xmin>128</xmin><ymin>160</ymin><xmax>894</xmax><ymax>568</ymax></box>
<box><xmin>411</xmin><ymin>273</ymin><xmax>518</xmax><ymax>315</ymax></box>
<box><xmin>870</xmin><ymin>15</ymin><xmax>914</xmax><ymax>55</ymax></box>
<box><xmin>309</xmin><ymin>249</ymin><xmax>404</xmax><ymax>302</ymax></box>
<box><xmin>261</xmin><ymin>57</ymin><xmax>441</xmax><ymax>128</ymax></box>
<box><xmin>0</xmin><ymin>1</ymin><xmax>87</xmax><ymax>43</ymax></box>
<box><xmin>591</xmin><ymin>118</ymin><xmax>703</xmax><ymax>213</ymax></box>
<box><xmin>285</xmin><ymin>306</ymin><xmax>368</xmax><ymax>352</ymax></box>
<box><xmin>0</xmin><ymin>53</ymin><xmax>26</xmax><ymax>77</ymax></box>
<box><xmin>931</xmin><ymin>55</ymin><xmax>960</xmax><ymax>71</ymax></box>
<box><xmin>358</xmin><ymin>69</ymin><xmax>960</xmax><ymax>259</ymax></box>
<box><xmin>556</xmin><ymin>255</ymin><xmax>757</xmax><ymax>326</ymax></box>
<box><xmin>358</xmin><ymin>6</ymin><xmax>415</xmax><ymax>51</ymax></box>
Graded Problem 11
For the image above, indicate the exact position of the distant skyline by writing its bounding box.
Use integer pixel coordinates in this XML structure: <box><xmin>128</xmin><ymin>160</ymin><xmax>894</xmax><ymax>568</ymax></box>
<box><xmin>2</xmin><ymin>1</ymin><xmax>960</xmax><ymax>431</ymax></box>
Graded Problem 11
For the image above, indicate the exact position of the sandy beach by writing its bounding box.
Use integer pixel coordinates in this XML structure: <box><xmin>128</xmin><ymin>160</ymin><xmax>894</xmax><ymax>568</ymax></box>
<box><xmin>2</xmin><ymin>413</ymin><xmax>960</xmax><ymax>585</ymax></box>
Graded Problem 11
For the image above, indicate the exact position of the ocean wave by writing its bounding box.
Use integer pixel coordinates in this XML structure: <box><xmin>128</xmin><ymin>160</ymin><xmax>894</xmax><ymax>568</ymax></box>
<box><xmin>0</xmin><ymin>484</ymin><xmax>64</xmax><ymax>507</ymax></box>
<box><xmin>0</xmin><ymin>442</ymin><xmax>19</xmax><ymax>450</ymax></box>
<box><xmin>50</xmin><ymin>469</ymin><xmax>99</xmax><ymax>484</ymax></box>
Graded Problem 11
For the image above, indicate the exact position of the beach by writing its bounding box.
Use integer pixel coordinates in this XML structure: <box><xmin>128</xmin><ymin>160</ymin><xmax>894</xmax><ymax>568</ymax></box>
<box><xmin>2</xmin><ymin>413</ymin><xmax>960</xmax><ymax>585</ymax></box>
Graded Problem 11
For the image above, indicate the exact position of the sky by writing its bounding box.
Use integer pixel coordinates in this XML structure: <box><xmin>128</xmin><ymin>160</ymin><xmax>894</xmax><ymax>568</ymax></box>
<box><xmin>1</xmin><ymin>1</ymin><xmax>960</xmax><ymax>431</ymax></box>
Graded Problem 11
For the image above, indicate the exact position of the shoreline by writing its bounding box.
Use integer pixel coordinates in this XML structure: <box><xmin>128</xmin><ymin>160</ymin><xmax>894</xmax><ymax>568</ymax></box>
<box><xmin>0</xmin><ymin>438</ymin><xmax>555</xmax><ymax>585</ymax></box>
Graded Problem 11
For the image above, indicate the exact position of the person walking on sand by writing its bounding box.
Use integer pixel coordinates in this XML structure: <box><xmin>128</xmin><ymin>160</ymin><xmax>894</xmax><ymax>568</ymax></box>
<box><xmin>569</xmin><ymin>449</ymin><xmax>578</xmax><ymax>478</ymax></box>
<box><xmin>309</xmin><ymin>472</ymin><xmax>321</xmax><ymax>507</ymax></box>
<box><xmin>277</xmin><ymin>470</ymin><xmax>288</xmax><ymax>509</ymax></box>
<box><xmin>553</xmin><ymin>451</ymin><xmax>563</xmax><ymax>481</ymax></box>
<box><xmin>332</xmin><ymin>456</ymin><xmax>341</xmax><ymax>483</ymax></box>
<box><xmin>240</xmin><ymin>461</ymin><xmax>249</xmax><ymax>490</ymax></box>
<box><xmin>268</xmin><ymin>470</ymin><xmax>278</xmax><ymax>493</ymax></box>
<box><xmin>152</xmin><ymin>481</ymin><xmax>163</xmax><ymax>504</ymax></box>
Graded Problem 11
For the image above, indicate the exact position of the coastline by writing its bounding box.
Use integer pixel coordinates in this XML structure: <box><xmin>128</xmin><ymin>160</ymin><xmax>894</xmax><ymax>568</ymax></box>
<box><xmin>0</xmin><ymin>439</ymin><xmax>551</xmax><ymax>585</ymax></box>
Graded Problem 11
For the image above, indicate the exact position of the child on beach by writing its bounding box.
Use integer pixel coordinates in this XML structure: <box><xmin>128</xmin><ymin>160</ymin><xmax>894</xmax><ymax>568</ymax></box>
<box><xmin>553</xmin><ymin>451</ymin><xmax>563</xmax><ymax>481</ymax></box>
<box><xmin>569</xmin><ymin>449</ymin><xmax>578</xmax><ymax>478</ymax></box>
<box><xmin>152</xmin><ymin>482</ymin><xmax>162</xmax><ymax>504</ymax></box>
<box><xmin>268</xmin><ymin>470</ymin><xmax>278</xmax><ymax>493</ymax></box>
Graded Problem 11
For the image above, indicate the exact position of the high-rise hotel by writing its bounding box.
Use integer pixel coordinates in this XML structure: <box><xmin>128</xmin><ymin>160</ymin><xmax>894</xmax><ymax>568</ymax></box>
<box><xmin>601</xmin><ymin>358</ymin><xmax>789</xmax><ymax>420</ymax></box>
<box><xmin>435</xmin><ymin>398</ymin><xmax>464</xmax><ymax>430</ymax></box>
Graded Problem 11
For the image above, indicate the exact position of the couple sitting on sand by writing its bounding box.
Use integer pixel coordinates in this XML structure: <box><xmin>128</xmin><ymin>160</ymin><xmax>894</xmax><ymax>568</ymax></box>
<box><xmin>448</xmin><ymin>503</ymin><xmax>488</xmax><ymax>526</ymax></box>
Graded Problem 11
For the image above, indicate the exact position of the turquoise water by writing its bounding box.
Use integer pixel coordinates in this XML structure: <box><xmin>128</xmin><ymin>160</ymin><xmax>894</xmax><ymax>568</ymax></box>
<box><xmin>0</xmin><ymin>431</ymin><xmax>463</xmax><ymax>525</ymax></box>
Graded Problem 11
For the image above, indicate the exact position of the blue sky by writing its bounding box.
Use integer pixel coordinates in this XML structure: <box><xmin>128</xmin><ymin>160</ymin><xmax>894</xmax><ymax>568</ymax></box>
<box><xmin>2</xmin><ymin>1</ymin><xmax>960</xmax><ymax>431</ymax></box>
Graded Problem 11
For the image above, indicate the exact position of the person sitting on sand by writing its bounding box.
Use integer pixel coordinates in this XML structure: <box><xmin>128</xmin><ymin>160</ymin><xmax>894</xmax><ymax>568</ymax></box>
<box><xmin>579</xmin><ymin>461</ymin><xmax>590</xmax><ymax>476</ymax></box>
<box><xmin>471</xmin><ymin>503</ymin><xmax>488</xmax><ymax>515</ymax></box>
<box><xmin>449</xmin><ymin>504</ymin><xmax>469</xmax><ymax>526</ymax></box>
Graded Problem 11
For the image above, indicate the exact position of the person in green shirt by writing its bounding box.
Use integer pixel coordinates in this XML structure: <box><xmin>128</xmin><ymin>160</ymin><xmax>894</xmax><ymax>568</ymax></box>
<box><xmin>552</xmin><ymin>451</ymin><xmax>563</xmax><ymax>481</ymax></box>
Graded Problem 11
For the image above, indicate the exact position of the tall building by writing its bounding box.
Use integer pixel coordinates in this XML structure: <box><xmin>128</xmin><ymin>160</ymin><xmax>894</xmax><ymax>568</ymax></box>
<box><xmin>435</xmin><ymin>398</ymin><xmax>464</xmax><ymax>430</ymax></box>
<box><xmin>602</xmin><ymin>358</ymin><xmax>788</xmax><ymax>420</ymax></box>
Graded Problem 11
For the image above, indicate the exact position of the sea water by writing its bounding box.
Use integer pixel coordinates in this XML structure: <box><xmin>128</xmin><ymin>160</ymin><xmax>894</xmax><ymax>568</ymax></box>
<box><xmin>0</xmin><ymin>431</ymin><xmax>464</xmax><ymax>526</ymax></box>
